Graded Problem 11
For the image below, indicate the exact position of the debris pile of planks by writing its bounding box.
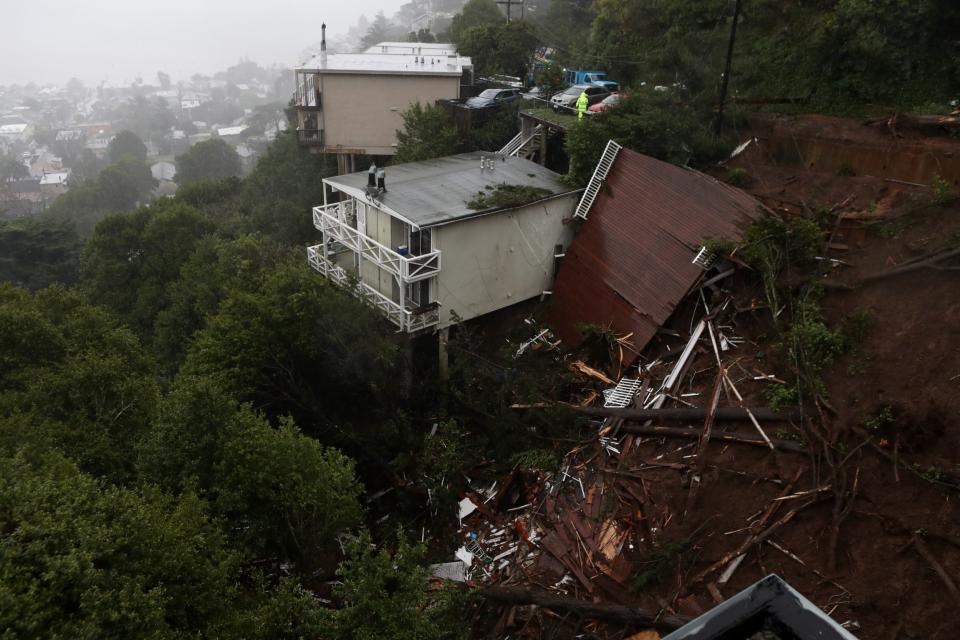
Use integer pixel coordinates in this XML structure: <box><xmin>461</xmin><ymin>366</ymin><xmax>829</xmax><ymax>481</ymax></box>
<box><xmin>431</xmin><ymin>274</ymin><xmax>862</xmax><ymax>636</ymax></box>
<box><xmin>438</xmin><ymin>458</ymin><xmax>640</xmax><ymax>600</ymax></box>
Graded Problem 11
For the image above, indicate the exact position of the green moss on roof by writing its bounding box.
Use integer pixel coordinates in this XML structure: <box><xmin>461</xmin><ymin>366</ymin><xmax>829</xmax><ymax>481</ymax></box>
<box><xmin>465</xmin><ymin>183</ymin><xmax>554</xmax><ymax>211</ymax></box>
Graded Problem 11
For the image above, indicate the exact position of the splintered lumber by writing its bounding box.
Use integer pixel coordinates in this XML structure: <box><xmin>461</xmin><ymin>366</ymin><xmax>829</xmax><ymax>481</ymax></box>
<box><xmin>480</xmin><ymin>587</ymin><xmax>690</xmax><ymax>631</ymax></box>
<box><xmin>617</xmin><ymin>425</ymin><xmax>807</xmax><ymax>453</ymax></box>
<box><xmin>552</xmin><ymin>405</ymin><xmax>799</xmax><ymax>423</ymax></box>
<box><xmin>570</xmin><ymin>359</ymin><xmax>615</xmax><ymax>384</ymax></box>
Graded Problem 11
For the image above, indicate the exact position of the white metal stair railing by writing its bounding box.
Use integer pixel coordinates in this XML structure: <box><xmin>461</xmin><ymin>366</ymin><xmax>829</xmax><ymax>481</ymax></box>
<box><xmin>498</xmin><ymin>131</ymin><xmax>524</xmax><ymax>155</ymax></box>
<box><xmin>603</xmin><ymin>378</ymin><xmax>642</xmax><ymax>408</ymax></box>
<box><xmin>498</xmin><ymin>124</ymin><xmax>543</xmax><ymax>157</ymax></box>
<box><xmin>573</xmin><ymin>139</ymin><xmax>622</xmax><ymax>220</ymax></box>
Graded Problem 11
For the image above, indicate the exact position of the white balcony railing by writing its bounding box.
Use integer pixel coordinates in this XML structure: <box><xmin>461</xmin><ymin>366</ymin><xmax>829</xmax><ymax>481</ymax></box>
<box><xmin>307</xmin><ymin>245</ymin><xmax>440</xmax><ymax>333</ymax></box>
<box><xmin>312</xmin><ymin>203</ymin><xmax>440</xmax><ymax>283</ymax></box>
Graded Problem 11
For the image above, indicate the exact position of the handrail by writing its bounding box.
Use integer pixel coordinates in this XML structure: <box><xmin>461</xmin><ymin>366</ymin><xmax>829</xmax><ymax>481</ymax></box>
<box><xmin>313</xmin><ymin>204</ymin><xmax>441</xmax><ymax>283</ymax></box>
<box><xmin>306</xmin><ymin>245</ymin><xmax>440</xmax><ymax>332</ymax></box>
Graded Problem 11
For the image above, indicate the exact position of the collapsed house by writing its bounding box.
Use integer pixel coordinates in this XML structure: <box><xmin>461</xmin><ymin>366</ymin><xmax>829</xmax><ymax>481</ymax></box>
<box><xmin>549</xmin><ymin>142</ymin><xmax>762</xmax><ymax>364</ymax></box>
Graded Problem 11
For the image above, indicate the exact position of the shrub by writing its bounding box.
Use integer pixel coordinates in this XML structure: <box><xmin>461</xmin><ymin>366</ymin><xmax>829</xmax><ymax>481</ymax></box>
<box><xmin>466</xmin><ymin>183</ymin><xmax>553</xmax><ymax>210</ymax></box>
<box><xmin>931</xmin><ymin>174</ymin><xmax>957</xmax><ymax>206</ymax></box>
<box><xmin>726</xmin><ymin>167</ymin><xmax>751</xmax><ymax>187</ymax></box>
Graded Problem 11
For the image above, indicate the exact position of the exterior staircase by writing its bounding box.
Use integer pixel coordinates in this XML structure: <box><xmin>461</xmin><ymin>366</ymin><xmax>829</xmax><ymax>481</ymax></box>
<box><xmin>498</xmin><ymin>124</ymin><xmax>544</xmax><ymax>159</ymax></box>
<box><xmin>573</xmin><ymin>140</ymin><xmax>622</xmax><ymax>220</ymax></box>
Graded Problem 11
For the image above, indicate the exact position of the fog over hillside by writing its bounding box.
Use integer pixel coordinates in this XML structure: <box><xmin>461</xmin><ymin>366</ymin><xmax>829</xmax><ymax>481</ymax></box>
<box><xmin>1</xmin><ymin>0</ymin><xmax>412</xmax><ymax>85</ymax></box>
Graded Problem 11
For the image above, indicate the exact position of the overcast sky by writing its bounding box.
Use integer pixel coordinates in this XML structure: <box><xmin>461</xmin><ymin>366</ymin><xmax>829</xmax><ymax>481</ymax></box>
<box><xmin>2</xmin><ymin>0</ymin><xmax>407</xmax><ymax>86</ymax></box>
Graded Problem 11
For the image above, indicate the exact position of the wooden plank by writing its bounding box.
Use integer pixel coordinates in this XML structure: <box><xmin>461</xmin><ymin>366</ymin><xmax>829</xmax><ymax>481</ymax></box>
<box><xmin>540</xmin><ymin>531</ymin><xmax>595</xmax><ymax>592</ymax></box>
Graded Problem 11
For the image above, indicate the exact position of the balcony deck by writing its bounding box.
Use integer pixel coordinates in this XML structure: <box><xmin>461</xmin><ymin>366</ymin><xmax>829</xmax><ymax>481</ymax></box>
<box><xmin>312</xmin><ymin>203</ymin><xmax>440</xmax><ymax>283</ymax></box>
<box><xmin>307</xmin><ymin>245</ymin><xmax>439</xmax><ymax>333</ymax></box>
<box><xmin>297</xmin><ymin>129</ymin><xmax>324</xmax><ymax>146</ymax></box>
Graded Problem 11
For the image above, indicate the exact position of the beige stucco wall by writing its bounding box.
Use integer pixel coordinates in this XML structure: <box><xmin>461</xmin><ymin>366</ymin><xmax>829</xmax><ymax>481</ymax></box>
<box><xmin>432</xmin><ymin>195</ymin><xmax>578</xmax><ymax>329</ymax></box>
<box><xmin>319</xmin><ymin>73</ymin><xmax>460</xmax><ymax>155</ymax></box>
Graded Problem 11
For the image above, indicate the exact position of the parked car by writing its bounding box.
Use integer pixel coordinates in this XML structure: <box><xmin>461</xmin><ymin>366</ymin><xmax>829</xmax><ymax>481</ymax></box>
<box><xmin>588</xmin><ymin>93</ymin><xmax>622</xmax><ymax>114</ymax></box>
<box><xmin>550</xmin><ymin>84</ymin><xmax>610</xmax><ymax>112</ymax></box>
<box><xmin>592</xmin><ymin>80</ymin><xmax>620</xmax><ymax>93</ymax></box>
<box><xmin>465</xmin><ymin>88</ymin><xmax>523</xmax><ymax>108</ymax></box>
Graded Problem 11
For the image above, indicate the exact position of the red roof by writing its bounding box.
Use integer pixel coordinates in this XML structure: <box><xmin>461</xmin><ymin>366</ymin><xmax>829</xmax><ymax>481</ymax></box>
<box><xmin>549</xmin><ymin>148</ymin><xmax>762</xmax><ymax>363</ymax></box>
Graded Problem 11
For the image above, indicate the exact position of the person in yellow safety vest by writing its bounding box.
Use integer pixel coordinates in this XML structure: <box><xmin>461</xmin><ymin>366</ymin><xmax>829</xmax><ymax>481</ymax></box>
<box><xmin>576</xmin><ymin>90</ymin><xmax>589</xmax><ymax>120</ymax></box>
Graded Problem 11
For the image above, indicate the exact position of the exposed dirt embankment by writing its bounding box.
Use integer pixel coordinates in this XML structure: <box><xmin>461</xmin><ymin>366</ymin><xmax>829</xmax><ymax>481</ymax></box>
<box><xmin>743</xmin><ymin>113</ymin><xmax>960</xmax><ymax>187</ymax></box>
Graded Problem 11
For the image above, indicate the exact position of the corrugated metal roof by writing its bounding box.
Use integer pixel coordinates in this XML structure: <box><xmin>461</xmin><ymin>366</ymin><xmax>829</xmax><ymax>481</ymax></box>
<box><xmin>549</xmin><ymin>148</ymin><xmax>762</xmax><ymax>363</ymax></box>
<box><xmin>324</xmin><ymin>153</ymin><xmax>579</xmax><ymax>228</ymax></box>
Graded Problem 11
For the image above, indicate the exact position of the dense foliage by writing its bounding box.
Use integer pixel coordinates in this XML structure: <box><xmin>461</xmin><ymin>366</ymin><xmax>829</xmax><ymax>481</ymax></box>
<box><xmin>564</xmin><ymin>90</ymin><xmax>730</xmax><ymax>185</ymax></box>
<box><xmin>175</xmin><ymin>138</ymin><xmax>242</xmax><ymax>184</ymax></box>
<box><xmin>45</xmin><ymin>132</ymin><xmax>158</xmax><ymax>237</ymax></box>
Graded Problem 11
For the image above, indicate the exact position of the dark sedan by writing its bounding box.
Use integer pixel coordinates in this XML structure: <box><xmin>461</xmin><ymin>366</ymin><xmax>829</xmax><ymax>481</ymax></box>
<box><xmin>465</xmin><ymin>88</ymin><xmax>523</xmax><ymax>109</ymax></box>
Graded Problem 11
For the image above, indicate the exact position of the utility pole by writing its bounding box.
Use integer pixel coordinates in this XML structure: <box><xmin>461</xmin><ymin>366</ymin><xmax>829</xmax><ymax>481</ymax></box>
<box><xmin>496</xmin><ymin>0</ymin><xmax>523</xmax><ymax>22</ymax></box>
<box><xmin>714</xmin><ymin>0</ymin><xmax>741</xmax><ymax>136</ymax></box>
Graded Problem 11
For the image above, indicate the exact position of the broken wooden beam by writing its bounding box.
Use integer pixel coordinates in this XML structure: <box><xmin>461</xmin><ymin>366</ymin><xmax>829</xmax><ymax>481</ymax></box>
<box><xmin>617</xmin><ymin>425</ymin><xmax>807</xmax><ymax>453</ymax></box>
<box><xmin>511</xmin><ymin>404</ymin><xmax>799</xmax><ymax>423</ymax></box>
<box><xmin>480</xmin><ymin>586</ymin><xmax>690</xmax><ymax>631</ymax></box>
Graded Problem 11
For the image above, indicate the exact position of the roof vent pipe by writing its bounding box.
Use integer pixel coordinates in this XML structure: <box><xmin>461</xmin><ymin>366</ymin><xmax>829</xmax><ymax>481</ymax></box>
<box><xmin>367</xmin><ymin>163</ymin><xmax>377</xmax><ymax>188</ymax></box>
<box><xmin>320</xmin><ymin>23</ymin><xmax>327</xmax><ymax>65</ymax></box>
<box><xmin>376</xmin><ymin>167</ymin><xmax>386</xmax><ymax>192</ymax></box>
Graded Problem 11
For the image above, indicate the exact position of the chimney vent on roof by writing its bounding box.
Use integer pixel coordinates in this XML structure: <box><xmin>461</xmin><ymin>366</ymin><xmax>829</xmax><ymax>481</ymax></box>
<box><xmin>367</xmin><ymin>163</ymin><xmax>377</xmax><ymax>188</ymax></box>
<box><xmin>376</xmin><ymin>167</ymin><xmax>386</xmax><ymax>192</ymax></box>
<box><xmin>320</xmin><ymin>23</ymin><xmax>327</xmax><ymax>66</ymax></box>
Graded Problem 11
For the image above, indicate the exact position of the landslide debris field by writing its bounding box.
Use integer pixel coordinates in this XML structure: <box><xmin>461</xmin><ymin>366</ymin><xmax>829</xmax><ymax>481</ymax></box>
<box><xmin>461</xmin><ymin>115</ymin><xmax>960</xmax><ymax>640</ymax></box>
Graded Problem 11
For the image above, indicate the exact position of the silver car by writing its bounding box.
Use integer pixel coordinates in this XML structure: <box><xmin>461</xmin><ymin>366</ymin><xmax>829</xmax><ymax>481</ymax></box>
<box><xmin>550</xmin><ymin>84</ymin><xmax>610</xmax><ymax>112</ymax></box>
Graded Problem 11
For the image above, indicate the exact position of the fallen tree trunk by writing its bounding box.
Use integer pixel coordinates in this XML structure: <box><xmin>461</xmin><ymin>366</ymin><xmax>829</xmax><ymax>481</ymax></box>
<box><xmin>480</xmin><ymin>586</ymin><xmax>690</xmax><ymax>631</ymax></box>
<box><xmin>618</xmin><ymin>425</ymin><xmax>807</xmax><ymax>453</ymax></box>
<box><xmin>512</xmin><ymin>404</ymin><xmax>799</xmax><ymax>423</ymax></box>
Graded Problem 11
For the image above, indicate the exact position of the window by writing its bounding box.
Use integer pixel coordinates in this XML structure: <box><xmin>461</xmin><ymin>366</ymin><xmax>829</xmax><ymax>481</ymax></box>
<box><xmin>409</xmin><ymin>228</ymin><xmax>431</xmax><ymax>256</ymax></box>
<box><xmin>408</xmin><ymin>280</ymin><xmax>430</xmax><ymax>307</ymax></box>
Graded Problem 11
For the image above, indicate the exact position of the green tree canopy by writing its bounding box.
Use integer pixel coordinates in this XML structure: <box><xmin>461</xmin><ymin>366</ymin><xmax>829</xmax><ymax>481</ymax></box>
<box><xmin>81</xmin><ymin>199</ymin><xmax>215</xmax><ymax>340</ymax></box>
<box><xmin>0</xmin><ymin>154</ymin><xmax>28</xmax><ymax>182</ymax></box>
<box><xmin>175</xmin><ymin>138</ymin><xmax>242</xmax><ymax>185</ymax></box>
<box><xmin>0</xmin><ymin>285</ymin><xmax>158</xmax><ymax>481</ymax></box>
<box><xmin>108</xmin><ymin>129</ymin><xmax>148</xmax><ymax>164</ymax></box>
<box><xmin>564</xmin><ymin>91</ymin><xmax>728</xmax><ymax>185</ymax></box>
<box><xmin>137</xmin><ymin>377</ymin><xmax>364</xmax><ymax>569</ymax></box>
<box><xmin>238</xmin><ymin>131</ymin><xmax>332</xmax><ymax>245</ymax></box>
<box><xmin>324</xmin><ymin>532</ymin><xmax>468</xmax><ymax>640</ymax></box>
<box><xmin>393</xmin><ymin>102</ymin><xmax>462</xmax><ymax>163</ymax></box>
<box><xmin>362</xmin><ymin>11</ymin><xmax>393</xmax><ymax>49</ymax></box>
<box><xmin>96</xmin><ymin>156</ymin><xmax>157</xmax><ymax>211</ymax></box>
<box><xmin>179</xmin><ymin>257</ymin><xmax>405</xmax><ymax>459</ymax></box>
<box><xmin>0</xmin><ymin>452</ymin><xmax>243</xmax><ymax>639</ymax></box>
<box><xmin>0</xmin><ymin>218</ymin><xmax>82</xmax><ymax>289</ymax></box>
<box><xmin>457</xmin><ymin>20</ymin><xmax>539</xmax><ymax>78</ymax></box>
<box><xmin>451</xmin><ymin>0</ymin><xmax>504</xmax><ymax>43</ymax></box>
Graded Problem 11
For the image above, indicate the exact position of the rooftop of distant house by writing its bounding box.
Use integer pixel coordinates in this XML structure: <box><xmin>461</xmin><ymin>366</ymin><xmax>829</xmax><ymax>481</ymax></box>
<box><xmin>363</xmin><ymin>42</ymin><xmax>460</xmax><ymax>57</ymax></box>
<box><xmin>39</xmin><ymin>170</ymin><xmax>70</xmax><ymax>185</ymax></box>
<box><xmin>217</xmin><ymin>125</ymin><xmax>247</xmax><ymax>137</ymax></box>
<box><xmin>297</xmin><ymin>52</ymin><xmax>471</xmax><ymax>76</ymax></box>
<box><xmin>324</xmin><ymin>152</ymin><xmax>579</xmax><ymax>229</ymax></box>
